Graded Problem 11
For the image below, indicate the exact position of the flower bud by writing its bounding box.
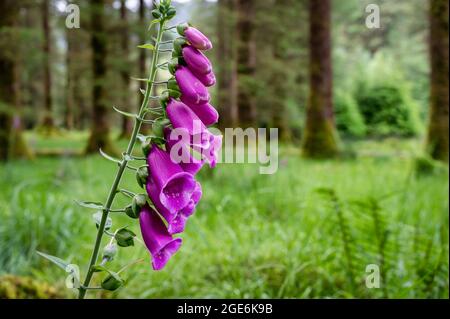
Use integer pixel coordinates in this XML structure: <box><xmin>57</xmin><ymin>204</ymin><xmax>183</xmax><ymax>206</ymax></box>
<box><xmin>141</xmin><ymin>138</ymin><xmax>152</xmax><ymax>157</ymax></box>
<box><xmin>152</xmin><ymin>118</ymin><xmax>171</xmax><ymax>139</ymax></box>
<box><xmin>168</xmin><ymin>58</ymin><xmax>179</xmax><ymax>75</ymax></box>
<box><xmin>125</xmin><ymin>204</ymin><xmax>138</xmax><ymax>219</ymax></box>
<box><xmin>177</xmin><ymin>23</ymin><xmax>189</xmax><ymax>36</ymax></box>
<box><xmin>159</xmin><ymin>91</ymin><xmax>170</xmax><ymax>108</ymax></box>
<box><xmin>167</xmin><ymin>77</ymin><xmax>180</xmax><ymax>92</ymax></box>
<box><xmin>184</xmin><ymin>27</ymin><xmax>212</xmax><ymax>51</ymax></box>
<box><xmin>152</xmin><ymin>9</ymin><xmax>162</xmax><ymax>19</ymax></box>
<box><xmin>132</xmin><ymin>194</ymin><xmax>147</xmax><ymax>217</ymax></box>
<box><xmin>103</xmin><ymin>243</ymin><xmax>118</xmax><ymax>261</ymax></box>
<box><xmin>136</xmin><ymin>166</ymin><xmax>149</xmax><ymax>188</ymax></box>
<box><xmin>173</xmin><ymin>37</ymin><xmax>187</xmax><ymax>57</ymax></box>
<box><xmin>166</xmin><ymin>8</ymin><xmax>176</xmax><ymax>19</ymax></box>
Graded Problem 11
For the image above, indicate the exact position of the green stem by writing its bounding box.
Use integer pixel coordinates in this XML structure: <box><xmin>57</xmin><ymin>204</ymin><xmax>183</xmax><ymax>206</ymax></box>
<box><xmin>78</xmin><ymin>20</ymin><xmax>166</xmax><ymax>299</ymax></box>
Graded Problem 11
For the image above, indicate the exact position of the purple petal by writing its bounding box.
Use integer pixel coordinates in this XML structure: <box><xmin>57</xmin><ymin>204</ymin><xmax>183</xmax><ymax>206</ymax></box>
<box><xmin>187</xmin><ymin>102</ymin><xmax>219</xmax><ymax>126</ymax></box>
<box><xmin>139</xmin><ymin>205</ymin><xmax>182</xmax><ymax>270</ymax></box>
<box><xmin>191</xmin><ymin>181</ymin><xmax>203</xmax><ymax>204</ymax></box>
<box><xmin>176</xmin><ymin>66</ymin><xmax>210</xmax><ymax>105</ymax></box>
<box><xmin>195</xmin><ymin>71</ymin><xmax>216</xmax><ymax>87</ymax></box>
<box><xmin>147</xmin><ymin>176</ymin><xmax>200</xmax><ymax>235</ymax></box>
<box><xmin>166</xmin><ymin>98</ymin><xmax>213</xmax><ymax>150</ymax></box>
<box><xmin>147</xmin><ymin>144</ymin><xmax>196</xmax><ymax>213</ymax></box>
<box><xmin>165</xmin><ymin>127</ymin><xmax>205</xmax><ymax>175</ymax></box>
<box><xmin>195</xmin><ymin>134</ymin><xmax>222</xmax><ymax>168</ymax></box>
<box><xmin>182</xmin><ymin>46</ymin><xmax>212</xmax><ymax>75</ymax></box>
<box><xmin>185</xmin><ymin>27</ymin><xmax>212</xmax><ymax>51</ymax></box>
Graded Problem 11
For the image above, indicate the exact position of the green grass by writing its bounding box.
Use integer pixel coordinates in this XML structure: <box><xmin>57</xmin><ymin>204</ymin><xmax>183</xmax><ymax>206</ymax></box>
<box><xmin>0</xmin><ymin>132</ymin><xmax>448</xmax><ymax>298</ymax></box>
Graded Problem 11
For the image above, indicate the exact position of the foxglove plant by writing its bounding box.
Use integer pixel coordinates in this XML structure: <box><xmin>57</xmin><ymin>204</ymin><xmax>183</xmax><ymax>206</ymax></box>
<box><xmin>36</xmin><ymin>0</ymin><xmax>220</xmax><ymax>299</ymax></box>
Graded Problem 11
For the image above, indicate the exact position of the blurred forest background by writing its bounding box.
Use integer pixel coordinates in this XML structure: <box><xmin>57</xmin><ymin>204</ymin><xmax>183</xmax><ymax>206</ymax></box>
<box><xmin>0</xmin><ymin>0</ymin><xmax>448</xmax><ymax>299</ymax></box>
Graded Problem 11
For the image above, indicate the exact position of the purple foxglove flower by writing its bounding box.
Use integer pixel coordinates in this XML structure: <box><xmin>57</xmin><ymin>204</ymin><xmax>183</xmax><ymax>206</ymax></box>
<box><xmin>184</xmin><ymin>27</ymin><xmax>212</xmax><ymax>51</ymax></box>
<box><xmin>175</xmin><ymin>66</ymin><xmax>210</xmax><ymax>105</ymax></box>
<box><xmin>147</xmin><ymin>176</ymin><xmax>202</xmax><ymax>235</ymax></box>
<box><xmin>195</xmin><ymin>134</ymin><xmax>222</xmax><ymax>168</ymax></box>
<box><xmin>187</xmin><ymin>102</ymin><xmax>219</xmax><ymax>126</ymax></box>
<box><xmin>139</xmin><ymin>205</ymin><xmax>182</xmax><ymax>270</ymax></box>
<box><xmin>182</xmin><ymin>46</ymin><xmax>212</xmax><ymax>75</ymax></box>
<box><xmin>195</xmin><ymin>71</ymin><xmax>216</xmax><ymax>87</ymax></box>
<box><xmin>165</xmin><ymin>127</ymin><xmax>205</xmax><ymax>175</ymax></box>
<box><xmin>166</xmin><ymin>98</ymin><xmax>213</xmax><ymax>150</ymax></box>
<box><xmin>147</xmin><ymin>144</ymin><xmax>196</xmax><ymax>214</ymax></box>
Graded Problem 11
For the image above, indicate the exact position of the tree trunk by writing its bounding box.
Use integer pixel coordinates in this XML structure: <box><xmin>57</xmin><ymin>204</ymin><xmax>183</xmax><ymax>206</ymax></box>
<box><xmin>237</xmin><ymin>0</ymin><xmax>257</xmax><ymax>128</ymax></box>
<box><xmin>270</xmin><ymin>0</ymin><xmax>292</xmax><ymax>141</ymax></box>
<box><xmin>426</xmin><ymin>0</ymin><xmax>449</xmax><ymax>162</ymax></box>
<box><xmin>302</xmin><ymin>0</ymin><xmax>339</xmax><ymax>158</ymax></box>
<box><xmin>217</xmin><ymin>0</ymin><xmax>238</xmax><ymax>129</ymax></box>
<box><xmin>85</xmin><ymin>0</ymin><xmax>117</xmax><ymax>155</ymax></box>
<box><xmin>41</xmin><ymin>0</ymin><xmax>55</xmax><ymax>130</ymax></box>
<box><xmin>118</xmin><ymin>0</ymin><xmax>133</xmax><ymax>139</ymax></box>
<box><xmin>138</xmin><ymin>0</ymin><xmax>146</xmax><ymax>98</ymax></box>
<box><xmin>0</xmin><ymin>0</ymin><xmax>31</xmax><ymax>161</ymax></box>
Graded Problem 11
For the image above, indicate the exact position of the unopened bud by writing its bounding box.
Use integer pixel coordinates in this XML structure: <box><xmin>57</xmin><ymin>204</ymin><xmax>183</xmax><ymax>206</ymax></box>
<box><xmin>124</xmin><ymin>204</ymin><xmax>138</xmax><ymax>219</ymax></box>
<box><xmin>141</xmin><ymin>138</ymin><xmax>152</xmax><ymax>157</ymax></box>
<box><xmin>136</xmin><ymin>166</ymin><xmax>149</xmax><ymax>188</ymax></box>
<box><xmin>173</xmin><ymin>37</ymin><xmax>187</xmax><ymax>57</ymax></box>
<box><xmin>159</xmin><ymin>92</ymin><xmax>170</xmax><ymax>108</ymax></box>
<box><xmin>103</xmin><ymin>243</ymin><xmax>118</xmax><ymax>261</ymax></box>
<box><xmin>132</xmin><ymin>194</ymin><xmax>147</xmax><ymax>217</ymax></box>
<box><xmin>168</xmin><ymin>58</ymin><xmax>179</xmax><ymax>75</ymax></box>
<box><xmin>177</xmin><ymin>23</ymin><xmax>189</xmax><ymax>36</ymax></box>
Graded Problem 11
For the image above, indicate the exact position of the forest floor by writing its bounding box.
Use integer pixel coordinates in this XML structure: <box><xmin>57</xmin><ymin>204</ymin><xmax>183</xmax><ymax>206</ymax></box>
<box><xmin>0</xmin><ymin>132</ymin><xmax>448</xmax><ymax>298</ymax></box>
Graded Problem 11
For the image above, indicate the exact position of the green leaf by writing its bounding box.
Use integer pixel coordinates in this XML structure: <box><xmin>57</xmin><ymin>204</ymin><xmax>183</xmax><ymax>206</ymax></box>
<box><xmin>99</xmin><ymin>148</ymin><xmax>121</xmax><ymax>164</ymax></box>
<box><xmin>115</xmin><ymin>228</ymin><xmax>136</xmax><ymax>247</ymax></box>
<box><xmin>148</xmin><ymin>19</ymin><xmax>160</xmax><ymax>31</ymax></box>
<box><xmin>75</xmin><ymin>200</ymin><xmax>104</xmax><ymax>210</ymax></box>
<box><xmin>137</xmin><ymin>43</ymin><xmax>155</xmax><ymax>51</ymax></box>
<box><xmin>112</xmin><ymin>106</ymin><xmax>137</xmax><ymax>118</ymax></box>
<box><xmin>92</xmin><ymin>265</ymin><xmax>108</xmax><ymax>273</ymax></box>
<box><xmin>93</xmin><ymin>211</ymin><xmax>112</xmax><ymax>231</ymax></box>
<box><xmin>36</xmin><ymin>251</ymin><xmax>70</xmax><ymax>271</ymax></box>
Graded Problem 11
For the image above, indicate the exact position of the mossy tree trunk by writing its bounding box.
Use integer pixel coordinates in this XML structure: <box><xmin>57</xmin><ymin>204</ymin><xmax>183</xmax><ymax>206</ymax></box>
<box><xmin>41</xmin><ymin>0</ymin><xmax>55</xmax><ymax>130</ymax></box>
<box><xmin>426</xmin><ymin>0</ymin><xmax>449</xmax><ymax>162</ymax></box>
<box><xmin>269</xmin><ymin>0</ymin><xmax>293</xmax><ymax>141</ymax></box>
<box><xmin>217</xmin><ymin>0</ymin><xmax>238</xmax><ymax>129</ymax></box>
<box><xmin>302</xmin><ymin>0</ymin><xmax>339</xmax><ymax>158</ymax></box>
<box><xmin>237</xmin><ymin>0</ymin><xmax>257</xmax><ymax>128</ymax></box>
<box><xmin>85</xmin><ymin>0</ymin><xmax>117</xmax><ymax>155</ymax></box>
<box><xmin>137</xmin><ymin>0</ymin><xmax>151</xmax><ymax>133</ymax></box>
<box><xmin>0</xmin><ymin>0</ymin><xmax>32</xmax><ymax>161</ymax></box>
<box><xmin>118</xmin><ymin>0</ymin><xmax>133</xmax><ymax>139</ymax></box>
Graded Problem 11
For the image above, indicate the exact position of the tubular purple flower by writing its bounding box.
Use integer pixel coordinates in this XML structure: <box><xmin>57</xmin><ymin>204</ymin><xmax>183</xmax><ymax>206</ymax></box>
<box><xmin>147</xmin><ymin>176</ymin><xmax>202</xmax><ymax>235</ymax></box>
<box><xmin>175</xmin><ymin>66</ymin><xmax>210</xmax><ymax>105</ymax></box>
<box><xmin>184</xmin><ymin>27</ymin><xmax>212</xmax><ymax>51</ymax></box>
<box><xmin>165</xmin><ymin>127</ymin><xmax>205</xmax><ymax>175</ymax></box>
<box><xmin>195</xmin><ymin>71</ymin><xmax>216</xmax><ymax>87</ymax></box>
<box><xmin>182</xmin><ymin>46</ymin><xmax>212</xmax><ymax>75</ymax></box>
<box><xmin>147</xmin><ymin>144</ymin><xmax>196</xmax><ymax>214</ymax></box>
<box><xmin>139</xmin><ymin>205</ymin><xmax>182</xmax><ymax>270</ymax></box>
<box><xmin>187</xmin><ymin>102</ymin><xmax>219</xmax><ymax>126</ymax></box>
<box><xmin>166</xmin><ymin>98</ymin><xmax>213</xmax><ymax>150</ymax></box>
